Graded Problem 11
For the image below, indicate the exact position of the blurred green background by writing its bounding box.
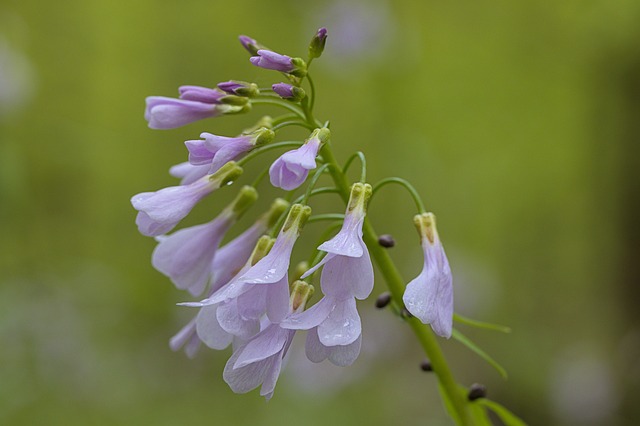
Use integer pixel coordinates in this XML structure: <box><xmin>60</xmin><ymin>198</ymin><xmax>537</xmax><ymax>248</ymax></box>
<box><xmin>2</xmin><ymin>0</ymin><xmax>640</xmax><ymax>424</ymax></box>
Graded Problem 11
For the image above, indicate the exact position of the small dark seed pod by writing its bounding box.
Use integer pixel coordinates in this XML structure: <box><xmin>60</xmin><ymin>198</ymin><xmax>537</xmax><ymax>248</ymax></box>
<box><xmin>468</xmin><ymin>383</ymin><xmax>487</xmax><ymax>401</ymax></box>
<box><xmin>375</xmin><ymin>292</ymin><xmax>392</xmax><ymax>309</ymax></box>
<box><xmin>420</xmin><ymin>359</ymin><xmax>433</xmax><ymax>372</ymax></box>
<box><xmin>378</xmin><ymin>234</ymin><xmax>395</xmax><ymax>248</ymax></box>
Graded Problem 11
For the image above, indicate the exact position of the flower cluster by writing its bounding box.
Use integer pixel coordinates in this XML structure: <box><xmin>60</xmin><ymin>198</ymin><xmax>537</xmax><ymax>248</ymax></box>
<box><xmin>131</xmin><ymin>27</ymin><xmax>454</xmax><ymax>401</ymax></box>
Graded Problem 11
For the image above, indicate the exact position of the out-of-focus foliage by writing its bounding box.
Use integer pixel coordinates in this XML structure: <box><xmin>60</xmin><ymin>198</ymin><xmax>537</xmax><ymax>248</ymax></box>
<box><xmin>1</xmin><ymin>0</ymin><xmax>640</xmax><ymax>425</ymax></box>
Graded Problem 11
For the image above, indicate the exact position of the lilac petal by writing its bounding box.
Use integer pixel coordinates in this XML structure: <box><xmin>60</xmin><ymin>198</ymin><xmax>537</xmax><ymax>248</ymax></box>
<box><xmin>151</xmin><ymin>216</ymin><xmax>233</xmax><ymax>296</ymax></box>
<box><xmin>135</xmin><ymin>211</ymin><xmax>174</xmax><ymax>237</ymax></box>
<box><xmin>234</xmin><ymin>325</ymin><xmax>288</xmax><ymax>368</ymax></box>
<box><xmin>318</xmin><ymin>297</ymin><xmax>361</xmax><ymax>346</ymax></box>
<box><xmin>217</xmin><ymin>300</ymin><xmax>260</xmax><ymax>340</ymax></box>
<box><xmin>169</xmin><ymin>162</ymin><xmax>210</xmax><ymax>185</ymax></box>
<box><xmin>185</xmin><ymin>140</ymin><xmax>215</xmax><ymax>165</ymax></box>
<box><xmin>236</xmin><ymin>285</ymin><xmax>267</xmax><ymax>320</ymax></box>
<box><xmin>178</xmin><ymin>86</ymin><xmax>224</xmax><ymax>103</ymax></box>
<box><xmin>210</xmin><ymin>223</ymin><xmax>266</xmax><ymax>293</ymax></box>
<box><xmin>169</xmin><ymin>318</ymin><xmax>198</xmax><ymax>352</ymax></box>
<box><xmin>320</xmin><ymin>251</ymin><xmax>373</xmax><ymax>300</ymax></box>
<box><xmin>327</xmin><ymin>334</ymin><xmax>362</xmax><ymax>366</ymax></box>
<box><xmin>209</xmin><ymin>139</ymin><xmax>254</xmax><ymax>174</ymax></box>
<box><xmin>223</xmin><ymin>347</ymin><xmax>274</xmax><ymax>394</ymax></box>
<box><xmin>240</xmin><ymin>231</ymin><xmax>296</xmax><ymax>284</ymax></box>
<box><xmin>266</xmin><ymin>276</ymin><xmax>290</xmax><ymax>323</ymax></box>
<box><xmin>280</xmin><ymin>296</ymin><xmax>334</xmax><ymax>330</ymax></box>
<box><xmin>305</xmin><ymin>327</ymin><xmax>329</xmax><ymax>363</ymax></box>
<box><xmin>260</xmin><ymin>353</ymin><xmax>284</xmax><ymax>401</ymax></box>
<box><xmin>269</xmin><ymin>157</ymin><xmax>308</xmax><ymax>191</ymax></box>
<box><xmin>195</xmin><ymin>304</ymin><xmax>233</xmax><ymax>350</ymax></box>
<box><xmin>280</xmin><ymin>139</ymin><xmax>320</xmax><ymax>170</ymax></box>
<box><xmin>145</xmin><ymin>97</ymin><xmax>218</xmax><ymax>129</ymax></box>
<box><xmin>317</xmin><ymin>214</ymin><xmax>365</xmax><ymax>257</ymax></box>
<box><xmin>300</xmin><ymin>253</ymin><xmax>333</xmax><ymax>279</ymax></box>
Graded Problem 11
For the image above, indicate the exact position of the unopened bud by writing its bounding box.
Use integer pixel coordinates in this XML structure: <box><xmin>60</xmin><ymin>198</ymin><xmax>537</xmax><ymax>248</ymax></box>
<box><xmin>239</xmin><ymin>35</ymin><xmax>266</xmax><ymax>56</ymax></box>
<box><xmin>309</xmin><ymin>27</ymin><xmax>328</xmax><ymax>59</ymax></box>
<box><xmin>290</xmin><ymin>280</ymin><xmax>314</xmax><ymax>313</ymax></box>
<box><xmin>375</xmin><ymin>292</ymin><xmax>392</xmax><ymax>308</ymax></box>
<box><xmin>467</xmin><ymin>383</ymin><xmax>488</xmax><ymax>401</ymax></box>
<box><xmin>217</xmin><ymin>80</ymin><xmax>259</xmax><ymax>97</ymax></box>
<box><xmin>378</xmin><ymin>234</ymin><xmax>395</xmax><ymax>248</ymax></box>
<box><xmin>272</xmin><ymin>83</ymin><xmax>306</xmax><ymax>101</ymax></box>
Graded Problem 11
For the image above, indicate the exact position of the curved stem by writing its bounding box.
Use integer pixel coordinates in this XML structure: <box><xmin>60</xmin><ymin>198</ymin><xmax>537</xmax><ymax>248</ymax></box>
<box><xmin>319</xmin><ymin>144</ymin><xmax>471</xmax><ymax>426</ymax></box>
<box><xmin>302</xmin><ymin>163</ymin><xmax>331</xmax><ymax>204</ymax></box>
<box><xmin>307</xmin><ymin>74</ymin><xmax>317</xmax><ymax>112</ymax></box>
<box><xmin>251</xmin><ymin>98</ymin><xmax>306</xmax><ymax>119</ymax></box>
<box><xmin>237</xmin><ymin>141</ymin><xmax>302</xmax><ymax>167</ymax></box>
<box><xmin>272</xmin><ymin>120</ymin><xmax>314</xmax><ymax>131</ymax></box>
<box><xmin>307</xmin><ymin>213</ymin><xmax>345</xmax><ymax>223</ymax></box>
<box><xmin>372</xmin><ymin>177</ymin><xmax>427</xmax><ymax>214</ymax></box>
<box><xmin>343</xmin><ymin>151</ymin><xmax>367</xmax><ymax>182</ymax></box>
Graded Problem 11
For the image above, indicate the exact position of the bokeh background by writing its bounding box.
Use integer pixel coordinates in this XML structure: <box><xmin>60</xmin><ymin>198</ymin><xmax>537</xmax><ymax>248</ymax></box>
<box><xmin>2</xmin><ymin>0</ymin><xmax>640</xmax><ymax>424</ymax></box>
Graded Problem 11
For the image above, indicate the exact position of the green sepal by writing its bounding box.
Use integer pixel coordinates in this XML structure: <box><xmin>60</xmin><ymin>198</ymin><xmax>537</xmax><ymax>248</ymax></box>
<box><xmin>230</xmin><ymin>186</ymin><xmax>258</xmax><ymax>217</ymax></box>
<box><xmin>452</xmin><ymin>328</ymin><xmax>508</xmax><ymax>379</ymax></box>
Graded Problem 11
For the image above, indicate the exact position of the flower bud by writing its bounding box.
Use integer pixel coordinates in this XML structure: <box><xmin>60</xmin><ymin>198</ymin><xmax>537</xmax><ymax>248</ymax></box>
<box><xmin>467</xmin><ymin>383</ymin><xmax>487</xmax><ymax>401</ymax></box>
<box><xmin>282</xmin><ymin>204</ymin><xmax>312</xmax><ymax>234</ymax></box>
<box><xmin>209</xmin><ymin>161</ymin><xmax>243</xmax><ymax>187</ymax></box>
<box><xmin>219</xmin><ymin>95</ymin><xmax>249</xmax><ymax>106</ymax></box>
<box><xmin>249</xmin><ymin>236</ymin><xmax>276</xmax><ymax>266</ymax></box>
<box><xmin>290</xmin><ymin>280</ymin><xmax>314</xmax><ymax>313</ymax></box>
<box><xmin>242</xmin><ymin>116</ymin><xmax>274</xmax><ymax>135</ymax></box>
<box><xmin>230</xmin><ymin>186</ymin><xmax>259</xmax><ymax>216</ymax></box>
<box><xmin>272</xmin><ymin>83</ymin><xmax>306</xmax><ymax>101</ymax></box>
<box><xmin>251</xmin><ymin>127</ymin><xmax>275</xmax><ymax>146</ymax></box>
<box><xmin>238</xmin><ymin>35</ymin><xmax>266</xmax><ymax>56</ymax></box>
<box><xmin>264</xmin><ymin>198</ymin><xmax>290</xmax><ymax>228</ymax></box>
<box><xmin>308</xmin><ymin>27</ymin><xmax>327</xmax><ymax>59</ymax></box>
<box><xmin>217</xmin><ymin>80</ymin><xmax>260</xmax><ymax>97</ymax></box>
<box><xmin>378</xmin><ymin>234</ymin><xmax>395</xmax><ymax>248</ymax></box>
<box><xmin>375</xmin><ymin>292</ymin><xmax>392</xmax><ymax>308</ymax></box>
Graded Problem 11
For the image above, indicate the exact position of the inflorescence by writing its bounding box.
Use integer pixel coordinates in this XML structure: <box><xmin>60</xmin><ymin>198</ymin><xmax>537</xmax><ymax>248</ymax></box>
<box><xmin>132</xmin><ymin>28</ymin><xmax>454</xmax><ymax>401</ymax></box>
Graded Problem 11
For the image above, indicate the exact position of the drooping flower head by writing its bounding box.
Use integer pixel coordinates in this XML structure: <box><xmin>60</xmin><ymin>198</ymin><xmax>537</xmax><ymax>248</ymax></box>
<box><xmin>402</xmin><ymin>212</ymin><xmax>453</xmax><ymax>338</ymax></box>
<box><xmin>131</xmin><ymin>161</ymin><xmax>243</xmax><ymax>237</ymax></box>
<box><xmin>223</xmin><ymin>281</ymin><xmax>314</xmax><ymax>400</ymax></box>
<box><xmin>145</xmin><ymin>86</ymin><xmax>248</xmax><ymax>130</ymax></box>
<box><xmin>250</xmin><ymin>50</ymin><xmax>307</xmax><ymax>77</ymax></box>
<box><xmin>280</xmin><ymin>183</ymin><xmax>373</xmax><ymax>367</ymax></box>
<box><xmin>269</xmin><ymin>127</ymin><xmax>330</xmax><ymax>191</ymax></box>
<box><xmin>151</xmin><ymin>185</ymin><xmax>258</xmax><ymax>296</ymax></box>
<box><xmin>185</xmin><ymin>126</ymin><xmax>274</xmax><ymax>175</ymax></box>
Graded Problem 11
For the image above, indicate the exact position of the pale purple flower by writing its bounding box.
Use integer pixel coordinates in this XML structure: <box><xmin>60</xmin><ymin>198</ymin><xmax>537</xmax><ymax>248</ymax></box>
<box><xmin>151</xmin><ymin>186</ymin><xmax>257</xmax><ymax>296</ymax></box>
<box><xmin>185</xmin><ymin>128</ymin><xmax>273</xmax><ymax>175</ymax></box>
<box><xmin>178</xmin><ymin>85</ymin><xmax>226</xmax><ymax>103</ymax></box>
<box><xmin>131</xmin><ymin>162</ymin><xmax>243</xmax><ymax>237</ymax></box>
<box><xmin>145</xmin><ymin>86</ymin><xmax>245</xmax><ymax>129</ymax></box>
<box><xmin>223</xmin><ymin>281</ymin><xmax>313</xmax><ymax>400</ymax></box>
<box><xmin>169</xmin><ymin>162</ymin><xmax>209</xmax><ymax>185</ymax></box>
<box><xmin>169</xmin><ymin>221</ymin><xmax>270</xmax><ymax>357</ymax></box>
<box><xmin>250</xmin><ymin>50</ymin><xmax>295</xmax><ymax>72</ymax></box>
<box><xmin>403</xmin><ymin>213</ymin><xmax>453</xmax><ymax>338</ymax></box>
<box><xmin>269</xmin><ymin>128</ymin><xmax>330</xmax><ymax>191</ymax></box>
<box><xmin>272</xmin><ymin>83</ymin><xmax>305</xmax><ymax>101</ymax></box>
<box><xmin>279</xmin><ymin>183</ymin><xmax>373</xmax><ymax>366</ymax></box>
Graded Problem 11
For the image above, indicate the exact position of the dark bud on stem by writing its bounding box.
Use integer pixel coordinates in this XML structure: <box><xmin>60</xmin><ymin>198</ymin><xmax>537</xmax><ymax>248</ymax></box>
<box><xmin>468</xmin><ymin>383</ymin><xmax>488</xmax><ymax>401</ymax></box>
<box><xmin>375</xmin><ymin>291</ymin><xmax>392</xmax><ymax>308</ymax></box>
<box><xmin>309</xmin><ymin>27</ymin><xmax>328</xmax><ymax>59</ymax></box>
<box><xmin>420</xmin><ymin>359</ymin><xmax>433</xmax><ymax>372</ymax></box>
<box><xmin>378</xmin><ymin>234</ymin><xmax>395</xmax><ymax>248</ymax></box>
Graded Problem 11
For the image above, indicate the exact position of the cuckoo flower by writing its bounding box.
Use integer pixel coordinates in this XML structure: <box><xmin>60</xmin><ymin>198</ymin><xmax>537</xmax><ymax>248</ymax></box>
<box><xmin>145</xmin><ymin>86</ymin><xmax>246</xmax><ymax>129</ymax></box>
<box><xmin>237</xmin><ymin>204</ymin><xmax>311</xmax><ymax>322</ymax></box>
<box><xmin>151</xmin><ymin>186</ymin><xmax>257</xmax><ymax>296</ymax></box>
<box><xmin>168</xmin><ymin>217</ymin><xmax>276</xmax><ymax>358</ymax></box>
<box><xmin>280</xmin><ymin>183</ymin><xmax>373</xmax><ymax>365</ymax></box>
<box><xmin>238</xmin><ymin>35</ymin><xmax>265</xmax><ymax>56</ymax></box>
<box><xmin>250</xmin><ymin>50</ymin><xmax>307</xmax><ymax>77</ymax></box>
<box><xmin>131</xmin><ymin>162</ymin><xmax>243</xmax><ymax>237</ymax></box>
<box><xmin>185</xmin><ymin>127</ymin><xmax>274</xmax><ymax>175</ymax></box>
<box><xmin>269</xmin><ymin>128</ymin><xmax>330</xmax><ymax>191</ymax></box>
<box><xmin>223</xmin><ymin>281</ymin><xmax>314</xmax><ymax>400</ymax></box>
<box><xmin>402</xmin><ymin>213</ymin><xmax>453</xmax><ymax>338</ymax></box>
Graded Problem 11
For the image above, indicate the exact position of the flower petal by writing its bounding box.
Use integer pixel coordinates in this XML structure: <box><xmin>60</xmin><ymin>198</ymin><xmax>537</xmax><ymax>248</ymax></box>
<box><xmin>305</xmin><ymin>327</ymin><xmax>329</xmax><ymax>363</ymax></box>
<box><xmin>327</xmin><ymin>334</ymin><xmax>362</xmax><ymax>367</ymax></box>
<box><xmin>234</xmin><ymin>325</ymin><xmax>288</xmax><ymax>368</ymax></box>
<box><xmin>318</xmin><ymin>297</ymin><xmax>361</xmax><ymax>346</ymax></box>
<box><xmin>320</xmin><ymin>251</ymin><xmax>373</xmax><ymax>300</ymax></box>
<box><xmin>195</xmin><ymin>304</ymin><xmax>233</xmax><ymax>350</ymax></box>
<box><xmin>266</xmin><ymin>276</ymin><xmax>290</xmax><ymax>324</ymax></box>
<box><xmin>280</xmin><ymin>296</ymin><xmax>334</xmax><ymax>330</ymax></box>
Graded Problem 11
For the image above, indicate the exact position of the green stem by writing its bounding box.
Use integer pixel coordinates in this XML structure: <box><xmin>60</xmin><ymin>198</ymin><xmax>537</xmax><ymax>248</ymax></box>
<box><xmin>372</xmin><ymin>177</ymin><xmax>427</xmax><ymax>214</ymax></box>
<box><xmin>307</xmin><ymin>213</ymin><xmax>345</xmax><ymax>223</ymax></box>
<box><xmin>307</xmin><ymin>74</ymin><xmax>317</xmax><ymax>112</ymax></box>
<box><xmin>251</xmin><ymin>98</ymin><xmax>306</xmax><ymax>119</ymax></box>
<box><xmin>272</xmin><ymin>120</ymin><xmax>314</xmax><ymax>131</ymax></box>
<box><xmin>320</xmin><ymin>144</ymin><xmax>471</xmax><ymax>426</ymax></box>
